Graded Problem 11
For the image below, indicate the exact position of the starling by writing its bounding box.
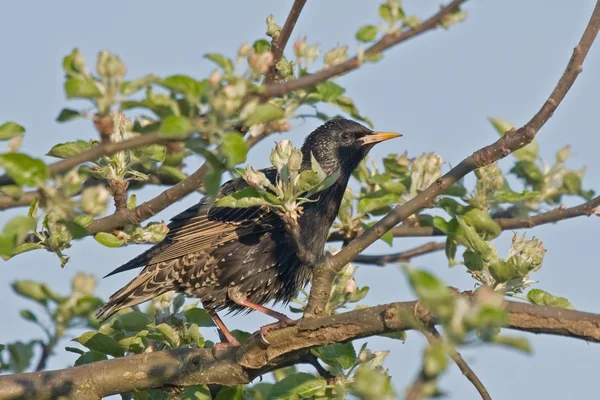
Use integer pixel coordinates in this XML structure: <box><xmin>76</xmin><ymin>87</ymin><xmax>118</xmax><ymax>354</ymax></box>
<box><xmin>96</xmin><ymin>118</ymin><xmax>401</xmax><ymax>347</ymax></box>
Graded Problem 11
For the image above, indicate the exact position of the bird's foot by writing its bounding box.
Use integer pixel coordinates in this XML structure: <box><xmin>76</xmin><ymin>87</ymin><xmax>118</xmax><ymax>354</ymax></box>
<box><xmin>258</xmin><ymin>316</ymin><xmax>295</xmax><ymax>345</ymax></box>
<box><xmin>212</xmin><ymin>339</ymin><xmax>241</xmax><ymax>359</ymax></box>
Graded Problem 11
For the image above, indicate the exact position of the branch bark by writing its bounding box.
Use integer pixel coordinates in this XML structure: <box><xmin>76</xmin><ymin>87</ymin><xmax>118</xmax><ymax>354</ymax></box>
<box><xmin>304</xmin><ymin>1</ymin><xmax>600</xmax><ymax>318</ymax></box>
<box><xmin>1</xmin><ymin>298</ymin><xmax>599</xmax><ymax>399</ymax></box>
<box><xmin>264</xmin><ymin>0</ymin><xmax>307</xmax><ymax>84</ymax></box>
<box><xmin>353</xmin><ymin>241</ymin><xmax>445</xmax><ymax>266</ymax></box>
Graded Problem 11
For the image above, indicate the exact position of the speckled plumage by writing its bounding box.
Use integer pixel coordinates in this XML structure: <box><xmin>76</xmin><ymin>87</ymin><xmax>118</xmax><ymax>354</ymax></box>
<box><xmin>96</xmin><ymin>119</ymin><xmax>399</xmax><ymax>333</ymax></box>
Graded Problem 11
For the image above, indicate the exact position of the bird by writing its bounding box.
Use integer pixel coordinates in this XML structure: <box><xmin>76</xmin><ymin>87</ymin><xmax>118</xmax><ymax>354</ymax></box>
<box><xmin>96</xmin><ymin>118</ymin><xmax>401</xmax><ymax>348</ymax></box>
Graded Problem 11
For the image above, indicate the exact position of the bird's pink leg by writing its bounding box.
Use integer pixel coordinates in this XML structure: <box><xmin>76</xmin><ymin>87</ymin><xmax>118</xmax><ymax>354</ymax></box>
<box><xmin>207</xmin><ymin>309</ymin><xmax>240</xmax><ymax>351</ymax></box>
<box><xmin>227</xmin><ymin>287</ymin><xmax>295</xmax><ymax>341</ymax></box>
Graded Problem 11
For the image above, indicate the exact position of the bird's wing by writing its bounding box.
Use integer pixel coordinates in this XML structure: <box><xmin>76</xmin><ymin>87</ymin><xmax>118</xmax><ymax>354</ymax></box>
<box><xmin>103</xmin><ymin>171</ymin><xmax>281</xmax><ymax>277</ymax></box>
<box><xmin>146</xmin><ymin>197</ymin><xmax>279</xmax><ymax>265</ymax></box>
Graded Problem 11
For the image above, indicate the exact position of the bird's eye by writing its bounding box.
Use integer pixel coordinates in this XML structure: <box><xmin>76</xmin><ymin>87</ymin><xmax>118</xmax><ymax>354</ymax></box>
<box><xmin>341</xmin><ymin>132</ymin><xmax>353</xmax><ymax>143</ymax></box>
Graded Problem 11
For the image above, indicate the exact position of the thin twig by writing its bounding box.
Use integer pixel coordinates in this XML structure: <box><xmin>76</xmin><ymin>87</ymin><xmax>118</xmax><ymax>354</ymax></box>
<box><xmin>328</xmin><ymin>195</ymin><xmax>600</xmax><ymax>242</ymax></box>
<box><xmin>424</xmin><ymin>326</ymin><xmax>491</xmax><ymax>400</ymax></box>
<box><xmin>0</xmin><ymin>132</ymin><xmax>168</xmax><ymax>187</ymax></box>
<box><xmin>262</xmin><ymin>0</ymin><xmax>468</xmax><ymax>100</ymax></box>
<box><xmin>353</xmin><ymin>241</ymin><xmax>445</xmax><ymax>266</ymax></box>
<box><xmin>264</xmin><ymin>0</ymin><xmax>308</xmax><ymax>84</ymax></box>
<box><xmin>304</xmin><ymin>0</ymin><xmax>600</xmax><ymax>318</ymax></box>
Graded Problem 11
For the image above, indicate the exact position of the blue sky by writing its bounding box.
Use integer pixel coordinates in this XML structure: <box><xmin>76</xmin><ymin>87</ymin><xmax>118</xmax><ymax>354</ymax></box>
<box><xmin>1</xmin><ymin>1</ymin><xmax>599</xmax><ymax>398</ymax></box>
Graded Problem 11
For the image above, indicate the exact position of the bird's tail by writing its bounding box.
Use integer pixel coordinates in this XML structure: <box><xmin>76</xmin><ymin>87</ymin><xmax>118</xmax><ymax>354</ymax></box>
<box><xmin>96</xmin><ymin>263</ymin><xmax>174</xmax><ymax>322</ymax></box>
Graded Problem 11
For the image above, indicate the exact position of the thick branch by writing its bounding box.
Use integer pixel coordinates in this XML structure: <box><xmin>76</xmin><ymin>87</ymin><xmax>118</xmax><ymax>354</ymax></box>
<box><xmin>264</xmin><ymin>0</ymin><xmax>307</xmax><ymax>84</ymax></box>
<box><xmin>261</xmin><ymin>0</ymin><xmax>467</xmax><ymax>100</ymax></box>
<box><xmin>1</xmin><ymin>298</ymin><xmax>599</xmax><ymax>399</ymax></box>
<box><xmin>353</xmin><ymin>241</ymin><xmax>445</xmax><ymax>266</ymax></box>
<box><xmin>304</xmin><ymin>1</ymin><xmax>600</xmax><ymax>318</ymax></box>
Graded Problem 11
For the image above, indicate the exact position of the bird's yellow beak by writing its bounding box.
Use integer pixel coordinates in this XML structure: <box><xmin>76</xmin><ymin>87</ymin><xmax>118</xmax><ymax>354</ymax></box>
<box><xmin>360</xmin><ymin>131</ymin><xmax>403</xmax><ymax>145</ymax></box>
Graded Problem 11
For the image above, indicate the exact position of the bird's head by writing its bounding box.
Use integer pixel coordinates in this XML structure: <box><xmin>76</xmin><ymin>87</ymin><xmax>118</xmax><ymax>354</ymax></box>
<box><xmin>301</xmin><ymin>118</ymin><xmax>402</xmax><ymax>175</ymax></box>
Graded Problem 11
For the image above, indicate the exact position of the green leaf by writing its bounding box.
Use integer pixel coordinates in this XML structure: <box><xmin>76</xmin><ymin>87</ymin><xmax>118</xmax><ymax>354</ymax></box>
<box><xmin>0</xmin><ymin>122</ymin><xmax>25</xmax><ymax>140</ymax></box>
<box><xmin>8</xmin><ymin>342</ymin><xmax>34</xmax><ymax>373</ymax></box>
<box><xmin>245</xmin><ymin>103</ymin><xmax>284</xmax><ymax>126</ymax></box>
<box><xmin>74</xmin><ymin>332</ymin><xmax>124</xmax><ymax>357</ymax></box>
<box><xmin>463</xmin><ymin>249</ymin><xmax>484</xmax><ymax>271</ymax></box>
<box><xmin>495</xmin><ymin>189</ymin><xmax>539</xmax><ymax>203</ymax></box>
<box><xmin>316</xmin><ymin>81</ymin><xmax>345</xmax><ymax>102</ymax></box>
<box><xmin>0</xmin><ymin>153</ymin><xmax>49</xmax><ymax>186</ymax></box>
<box><xmin>405</xmin><ymin>268</ymin><xmax>452</xmax><ymax>308</ymax></box>
<box><xmin>74</xmin><ymin>214</ymin><xmax>94</xmax><ymax>228</ymax></box>
<box><xmin>358</xmin><ymin>191</ymin><xmax>400</xmax><ymax>214</ymax></box>
<box><xmin>120</xmin><ymin>74</ymin><xmax>161</xmax><ymax>96</ymax></box>
<box><xmin>382</xmin><ymin>154</ymin><xmax>408</xmax><ymax>177</ymax></box>
<box><xmin>65</xmin><ymin>346</ymin><xmax>85</xmax><ymax>355</ymax></box>
<box><xmin>47</xmin><ymin>140</ymin><xmax>92</xmax><ymax>159</ymax></box>
<box><xmin>4</xmin><ymin>215</ymin><xmax>36</xmax><ymax>244</ymax></box>
<box><xmin>253</xmin><ymin>39</ymin><xmax>272</xmax><ymax>53</ymax></box>
<box><xmin>156</xmin><ymin>323</ymin><xmax>180</xmax><ymax>347</ymax></box>
<box><xmin>462</xmin><ymin>208</ymin><xmax>501</xmax><ymax>240</ymax></box>
<box><xmin>64</xmin><ymin>77</ymin><xmax>103</xmax><ymax>99</ymax></box>
<box><xmin>510</xmin><ymin>161</ymin><xmax>544</xmax><ymax>186</ymax></box>
<box><xmin>204</xmin><ymin>53</ymin><xmax>234</xmax><ymax>74</ymax></box>
<box><xmin>216</xmin><ymin>386</ymin><xmax>244</xmax><ymax>400</ymax></box>
<box><xmin>368</xmin><ymin>174</ymin><xmax>406</xmax><ymax>194</ymax></box>
<box><xmin>159</xmin><ymin>115</ymin><xmax>193</xmax><ymax>138</ymax></box>
<box><xmin>267</xmin><ymin>372</ymin><xmax>327</xmax><ymax>400</ymax></box>
<box><xmin>184</xmin><ymin>308</ymin><xmax>216</xmax><ymax>327</ymax></box>
<box><xmin>217</xmin><ymin>186</ymin><xmax>277</xmax><ymax>209</ymax></box>
<box><xmin>94</xmin><ymin>232</ymin><xmax>125</xmax><ymax>248</ymax></box>
<box><xmin>181</xmin><ymin>385</ymin><xmax>212</xmax><ymax>400</ymax></box>
<box><xmin>11</xmin><ymin>281</ymin><xmax>48</xmax><ymax>304</ymax></box>
<box><xmin>74</xmin><ymin>350</ymin><xmax>108</xmax><ymax>366</ymax></box>
<box><xmin>55</xmin><ymin>109</ymin><xmax>82</xmax><ymax>123</ymax></box>
<box><xmin>112</xmin><ymin>311</ymin><xmax>153</xmax><ymax>331</ymax></box>
<box><xmin>161</xmin><ymin>75</ymin><xmax>204</xmax><ymax>99</ymax></box>
<box><xmin>491</xmin><ymin>335</ymin><xmax>531</xmax><ymax>354</ymax></box>
<box><xmin>488</xmin><ymin>260</ymin><xmax>517</xmax><ymax>283</ymax></box>
<box><xmin>306</xmin><ymin>171</ymin><xmax>341</xmax><ymax>197</ymax></box>
<box><xmin>424</xmin><ymin>343</ymin><xmax>448</xmax><ymax>377</ymax></box>
<box><xmin>489</xmin><ymin>117</ymin><xmax>539</xmax><ymax>162</ymax></box>
<box><xmin>562</xmin><ymin>171</ymin><xmax>582</xmax><ymax>194</ymax></box>
<box><xmin>221</xmin><ymin>133</ymin><xmax>248</xmax><ymax>169</ymax></box>
<box><xmin>312</xmin><ymin>342</ymin><xmax>356</xmax><ymax>369</ymax></box>
<box><xmin>456</xmin><ymin>216</ymin><xmax>497</xmax><ymax>262</ymax></box>
<box><xmin>356</xmin><ymin>25</ymin><xmax>378</xmax><ymax>42</ymax></box>
<box><xmin>19</xmin><ymin>309</ymin><xmax>37</xmax><ymax>323</ymax></box>
<box><xmin>527</xmin><ymin>289</ymin><xmax>574</xmax><ymax>309</ymax></box>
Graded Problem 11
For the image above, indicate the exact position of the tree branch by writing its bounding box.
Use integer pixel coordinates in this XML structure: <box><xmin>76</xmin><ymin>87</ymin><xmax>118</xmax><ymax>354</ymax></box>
<box><xmin>1</xmin><ymin>298</ymin><xmax>599</xmax><ymax>399</ymax></box>
<box><xmin>0</xmin><ymin>132</ymin><xmax>169</xmax><ymax>188</ymax></box>
<box><xmin>328</xmin><ymin>195</ymin><xmax>600</xmax><ymax>242</ymax></box>
<box><xmin>304</xmin><ymin>1</ymin><xmax>600</xmax><ymax>318</ymax></box>
<box><xmin>264</xmin><ymin>0</ymin><xmax>308</xmax><ymax>84</ymax></box>
<box><xmin>261</xmin><ymin>0</ymin><xmax>468</xmax><ymax>100</ymax></box>
<box><xmin>353</xmin><ymin>241</ymin><xmax>445</xmax><ymax>266</ymax></box>
<box><xmin>424</xmin><ymin>326</ymin><xmax>491</xmax><ymax>400</ymax></box>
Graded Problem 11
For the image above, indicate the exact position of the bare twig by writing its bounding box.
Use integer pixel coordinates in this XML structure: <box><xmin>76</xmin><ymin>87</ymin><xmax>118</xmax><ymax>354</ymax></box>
<box><xmin>2</xmin><ymin>297</ymin><xmax>599</xmax><ymax>399</ymax></box>
<box><xmin>353</xmin><ymin>241</ymin><xmax>445</xmax><ymax>266</ymax></box>
<box><xmin>262</xmin><ymin>0</ymin><xmax>468</xmax><ymax>100</ymax></box>
<box><xmin>264</xmin><ymin>0</ymin><xmax>308</xmax><ymax>84</ymax></box>
<box><xmin>424</xmin><ymin>326</ymin><xmax>491</xmax><ymax>400</ymax></box>
<box><xmin>304</xmin><ymin>1</ymin><xmax>600</xmax><ymax>318</ymax></box>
